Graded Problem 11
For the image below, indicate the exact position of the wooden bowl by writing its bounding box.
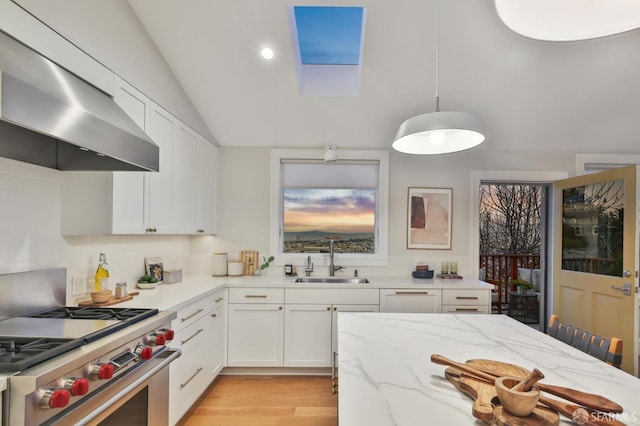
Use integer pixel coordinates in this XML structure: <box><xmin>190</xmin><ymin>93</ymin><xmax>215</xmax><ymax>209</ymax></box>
<box><xmin>91</xmin><ymin>290</ymin><xmax>112</xmax><ymax>303</ymax></box>
<box><xmin>495</xmin><ymin>376</ymin><xmax>540</xmax><ymax>417</ymax></box>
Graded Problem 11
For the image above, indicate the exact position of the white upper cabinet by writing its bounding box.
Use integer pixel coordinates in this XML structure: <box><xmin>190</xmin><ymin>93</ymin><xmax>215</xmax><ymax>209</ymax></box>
<box><xmin>196</xmin><ymin>137</ymin><xmax>217</xmax><ymax>234</ymax></box>
<box><xmin>61</xmin><ymin>77</ymin><xmax>217</xmax><ymax>235</ymax></box>
<box><xmin>145</xmin><ymin>103</ymin><xmax>175</xmax><ymax>233</ymax></box>
<box><xmin>171</xmin><ymin>123</ymin><xmax>199</xmax><ymax>234</ymax></box>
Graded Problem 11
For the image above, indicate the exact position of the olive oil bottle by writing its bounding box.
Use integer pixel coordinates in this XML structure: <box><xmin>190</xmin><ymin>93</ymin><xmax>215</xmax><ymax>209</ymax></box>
<box><xmin>94</xmin><ymin>252</ymin><xmax>109</xmax><ymax>291</ymax></box>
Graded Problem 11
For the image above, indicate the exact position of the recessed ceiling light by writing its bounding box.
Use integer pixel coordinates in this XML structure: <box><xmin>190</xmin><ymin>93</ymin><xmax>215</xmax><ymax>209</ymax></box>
<box><xmin>260</xmin><ymin>46</ymin><xmax>275</xmax><ymax>60</ymax></box>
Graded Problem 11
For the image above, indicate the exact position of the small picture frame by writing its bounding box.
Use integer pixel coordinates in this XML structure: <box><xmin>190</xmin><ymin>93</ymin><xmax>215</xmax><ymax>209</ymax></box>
<box><xmin>407</xmin><ymin>187</ymin><xmax>452</xmax><ymax>250</ymax></box>
<box><xmin>145</xmin><ymin>256</ymin><xmax>164</xmax><ymax>282</ymax></box>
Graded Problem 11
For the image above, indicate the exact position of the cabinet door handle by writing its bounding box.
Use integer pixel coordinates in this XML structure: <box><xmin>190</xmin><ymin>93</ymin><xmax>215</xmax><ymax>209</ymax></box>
<box><xmin>197</xmin><ymin>229</ymin><xmax>205</xmax><ymax>233</ymax></box>
<box><xmin>333</xmin><ymin>306</ymin><xmax>337</xmax><ymax>311</ymax></box>
<box><xmin>395</xmin><ymin>291</ymin><xmax>428</xmax><ymax>295</ymax></box>
<box><xmin>181</xmin><ymin>308</ymin><xmax>204</xmax><ymax>322</ymax></box>
<box><xmin>215</xmin><ymin>297</ymin><xmax>224</xmax><ymax>302</ymax></box>
<box><xmin>181</xmin><ymin>328</ymin><xmax>204</xmax><ymax>345</ymax></box>
<box><xmin>456</xmin><ymin>296</ymin><xmax>479</xmax><ymax>300</ymax></box>
<box><xmin>180</xmin><ymin>367</ymin><xmax>203</xmax><ymax>389</ymax></box>
<box><xmin>326</xmin><ymin>306</ymin><xmax>331</xmax><ymax>311</ymax></box>
<box><xmin>278</xmin><ymin>306</ymin><xmax>283</xmax><ymax>310</ymax></box>
<box><xmin>244</xmin><ymin>295</ymin><xmax>268</xmax><ymax>298</ymax></box>
<box><xmin>211</xmin><ymin>313</ymin><xmax>217</xmax><ymax>318</ymax></box>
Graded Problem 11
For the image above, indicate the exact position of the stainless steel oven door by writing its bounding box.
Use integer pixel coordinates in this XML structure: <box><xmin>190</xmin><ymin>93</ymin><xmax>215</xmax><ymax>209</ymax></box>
<box><xmin>43</xmin><ymin>348</ymin><xmax>181</xmax><ymax>426</ymax></box>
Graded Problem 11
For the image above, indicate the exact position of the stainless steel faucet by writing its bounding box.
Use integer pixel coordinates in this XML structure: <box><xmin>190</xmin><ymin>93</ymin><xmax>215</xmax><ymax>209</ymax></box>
<box><xmin>329</xmin><ymin>240</ymin><xmax>343</xmax><ymax>276</ymax></box>
<box><xmin>304</xmin><ymin>255</ymin><xmax>314</xmax><ymax>277</ymax></box>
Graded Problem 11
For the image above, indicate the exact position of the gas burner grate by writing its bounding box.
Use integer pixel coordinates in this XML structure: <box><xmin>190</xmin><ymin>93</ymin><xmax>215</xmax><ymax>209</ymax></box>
<box><xmin>0</xmin><ymin>337</ymin><xmax>84</xmax><ymax>371</ymax></box>
<box><xmin>29</xmin><ymin>307</ymin><xmax>159</xmax><ymax>322</ymax></box>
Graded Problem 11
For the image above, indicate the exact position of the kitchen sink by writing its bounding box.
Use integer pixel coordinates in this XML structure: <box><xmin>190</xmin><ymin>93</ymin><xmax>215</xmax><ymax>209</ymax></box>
<box><xmin>294</xmin><ymin>277</ymin><xmax>370</xmax><ymax>284</ymax></box>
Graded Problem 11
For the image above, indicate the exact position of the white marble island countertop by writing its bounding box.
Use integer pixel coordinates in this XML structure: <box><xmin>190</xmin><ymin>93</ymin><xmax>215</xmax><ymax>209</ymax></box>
<box><xmin>338</xmin><ymin>313</ymin><xmax>640</xmax><ymax>425</ymax></box>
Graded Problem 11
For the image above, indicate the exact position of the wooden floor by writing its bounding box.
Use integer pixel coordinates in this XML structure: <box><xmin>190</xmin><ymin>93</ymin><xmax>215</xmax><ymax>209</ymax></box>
<box><xmin>177</xmin><ymin>375</ymin><xmax>338</xmax><ymax>426</ymax></box>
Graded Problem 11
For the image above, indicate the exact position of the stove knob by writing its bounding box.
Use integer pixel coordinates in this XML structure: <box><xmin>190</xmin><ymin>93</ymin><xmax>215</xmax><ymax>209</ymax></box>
<box><xmin>89</xmin><ymin>363</ymin><xmax>114</xmax><ymax>380</ymax></box>
<box><xmin>145</xmin><ymin>333</ymin><xmax>166</xmax><ymax>346</ymax></box>
<box><xmin>59</xmin><ymin>377</ymin><xmax>90</xmax><ymax>396</ymax></box>
<box><xmin>40</xmin><ymin>388</ymin><xmax>70</xmax><ymax>409</ymax></box>
<box><xmin>161</xmin><ymin>328</ymin><xmax>175</xmax><ymax>341</ymax></box>
<box><xmin>135</xmin><ymin>345</ymin><xmax>153</xmax><ymax>360</ymax></box>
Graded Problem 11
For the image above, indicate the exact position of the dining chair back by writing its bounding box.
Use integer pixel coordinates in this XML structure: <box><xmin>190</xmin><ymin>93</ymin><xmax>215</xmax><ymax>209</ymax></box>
<box><xmin>546</xmin><ymin>314</ymin><xmax>623</xmax><ymax>368</ymax></box>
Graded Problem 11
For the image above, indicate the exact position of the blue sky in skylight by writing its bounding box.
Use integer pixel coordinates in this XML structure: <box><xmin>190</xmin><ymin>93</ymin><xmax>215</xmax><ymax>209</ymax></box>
<box><xmin>294</xmin><ymin>6</ymin><xmax>363</xmax><ymax>65</ymax></box>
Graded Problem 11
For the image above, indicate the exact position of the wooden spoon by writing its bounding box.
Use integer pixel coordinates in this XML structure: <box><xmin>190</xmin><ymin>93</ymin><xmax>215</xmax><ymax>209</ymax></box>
<box><xmin>431</xmin><ymin>354</ymin><xmax>623</xmax><ymax>413</ymax></box>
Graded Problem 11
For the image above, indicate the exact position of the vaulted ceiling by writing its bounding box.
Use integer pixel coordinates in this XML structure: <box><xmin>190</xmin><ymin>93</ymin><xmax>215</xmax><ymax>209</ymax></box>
<box><xmin>128</xmin><ymin>0</ymin><xmax>640</xmax><ymax>153</ymax></box>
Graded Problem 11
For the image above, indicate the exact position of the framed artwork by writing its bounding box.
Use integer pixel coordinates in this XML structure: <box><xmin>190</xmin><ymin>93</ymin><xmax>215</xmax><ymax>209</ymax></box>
<box><xmin>145</xmin><ymin>256</ymin><xmax>164</xmax><ymax>282</ymax></box>
<box><xmin>407</xmin><ymin>187</ymin><xmax>452</xmax><ymax>249</ymax></box>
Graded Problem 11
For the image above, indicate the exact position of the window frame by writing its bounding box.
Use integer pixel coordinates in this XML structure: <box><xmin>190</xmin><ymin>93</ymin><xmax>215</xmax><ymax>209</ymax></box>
<box><xmin>270</xmin><ymin>149</ymin><xmax>389</xmax><ymax>267</ymax></box>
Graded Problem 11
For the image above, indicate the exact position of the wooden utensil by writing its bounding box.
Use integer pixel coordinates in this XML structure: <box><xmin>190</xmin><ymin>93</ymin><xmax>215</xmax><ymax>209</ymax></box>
<box><xmin>444</xmin><ymin>368</ymin><xmax>498</xmax><ymax>423</ymax></box>
<box><xmin>466</xmin><ymin>371</ymin><xmax>623</xmax><ymax>426</ymax></box>
<box><xmin>431</xmin><ymin>354</ymin><xmax>623</xmax><ymax>414</ymax></box>
<box><xmin>434</xmin><ymin>355</ymin><xmax>624</xmax><ymax>426</ymax></box>
<box><xmin>512</xmin><ymin>368</ymin><xmax>544</xmax><ymax>392</ymax></box>
<box><xmin>468</xmin><ymin>359</ymin><xmax>624</xmax><ymax>414</ymax></box>
<box><xmin>446</xmin><ymin>368</ymin><xmax>559</xmax><ymax>425</ymax></box>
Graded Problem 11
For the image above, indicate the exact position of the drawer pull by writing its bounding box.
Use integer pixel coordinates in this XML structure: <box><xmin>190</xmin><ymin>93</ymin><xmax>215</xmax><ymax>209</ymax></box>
<box><xmin>244</xmin><ymin>294</ymin><xmax>268</xmax><ymax>298</ymax></box>
<box><xmin>181</xmin><ymin>308</ymin><xmax>204</xmax><ymax>322</ymax></box>
<box><xmin>395</xmin><ymin>291</ymin><xmax>428</xmax><ymax>295</ymax></box>
<box><xmin>455</xmin><ymin>308</ymin><xmax>480</xmax><ymax>312</ymax></box>
<box><xmin>456</xmin><ymin>296</ymin><xmax>479</xmax><ymax>300</ymax></box>
<box><xmin>212</xmin><ymin>313</ymin><xmax>217</xmax><ymax>318</ymax></box>
<box><xmin>215</xmin><ymin>297</ymin><xmax>224</xmax><ymax>302</ymax></box>
<box><xmin>181</xmin><ymin>328</ymin><xmax>204</xmax><ymax>345</ymax></box>
<box><xmin>180</xmin><ymin>367</ymin><xmax>203</xmax><ymax>389</ymax></box>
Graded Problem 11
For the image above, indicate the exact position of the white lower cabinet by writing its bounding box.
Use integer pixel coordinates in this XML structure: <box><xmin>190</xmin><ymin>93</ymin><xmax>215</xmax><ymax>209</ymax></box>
<box><xmin>283</xmin><ymin>289</ymin><xmax>379</xmax><ymax>368</ymax></box>
<box><xmin>284</xmin><ymin>305</ymin><xmax>332</xmax><ymax>367</ymax></box>
<box><xmin>441</xmin><ymin>289</ymin><xmax>490</xmax><ymax>314</ymax></box>
<box><xmin>227</xmin><ymin>304</ymin><xmax>284</xmax><ymax>366</ymax></box>
<box><xmin>227</xmin><ymin>288</ymin><xmax>285</xmax><ymax>367</ymax></box>
<box><xmin>283</xmin><ymin>304</ymin><xmax>379</xmax><ymax>368</ymax></box>
<box><xmin>380</xmin><ymin>289</ymin><xmax>442</xmax><ymax>313</ymax></box>
<box><xmin>169</xmin><ymin>290</ymin><xmax>226</xmax><ymax>425</ymax></box>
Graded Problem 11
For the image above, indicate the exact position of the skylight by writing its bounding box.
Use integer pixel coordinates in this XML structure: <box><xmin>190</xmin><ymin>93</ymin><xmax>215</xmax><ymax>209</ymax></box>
<box><xmin>294</xmin><ymin>6</ymin><xmax>363</xmax><ymax>65</ymax></box>
<box><xmin>288</xmin><ymin>6</ymin><xmax>366</xmax><ymax>96</ymax></box>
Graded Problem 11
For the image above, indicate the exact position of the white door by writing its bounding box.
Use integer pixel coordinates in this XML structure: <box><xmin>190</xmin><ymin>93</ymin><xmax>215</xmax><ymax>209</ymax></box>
<box><xmin>227</xmin><ymin>304</ymin><xmax>284</xmax><ymax>367</ymax></box>
<box><xmin>553</xmin><ymin>166</ymin><xmax>638</xmax><ymax>374</ymax></box>
<box><xmin>284</xmin><ymin>304</ymin><xmax>332</xmax><ymax>367</ymax></box>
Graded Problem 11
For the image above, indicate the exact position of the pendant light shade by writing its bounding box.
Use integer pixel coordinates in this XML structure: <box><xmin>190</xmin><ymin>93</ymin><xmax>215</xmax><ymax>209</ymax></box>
<box><xmin>393</xmin><ymin>110</ymin><xmax>485</xmax><ymax>155</ymax></box>
<box><xmin>392</xmin><ymin>0</ymin><xmax>485</xmax><ymax>155</ymax></box>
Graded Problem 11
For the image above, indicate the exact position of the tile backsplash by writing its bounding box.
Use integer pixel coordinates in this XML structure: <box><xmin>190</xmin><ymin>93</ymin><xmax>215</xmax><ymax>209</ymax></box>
<box><xmin>0</xmin><ymin>158</ymin><xmax>194</xmax><ymax>303</ymax></box>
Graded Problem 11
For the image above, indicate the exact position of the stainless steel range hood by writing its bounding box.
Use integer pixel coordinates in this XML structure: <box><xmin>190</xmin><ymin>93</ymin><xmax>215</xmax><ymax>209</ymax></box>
<box><xmin>0</xmin><ymin>30</ymin><xmax>159</xmax><ymax>171</ymax></box>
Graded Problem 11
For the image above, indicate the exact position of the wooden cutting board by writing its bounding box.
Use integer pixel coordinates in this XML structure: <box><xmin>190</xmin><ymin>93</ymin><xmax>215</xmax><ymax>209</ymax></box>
<box><xmin>445</xmin><ymin>362</ymin><xmax>559</xmax><ymax>425</ymax></box>
<box><xmin>240</xmin><ymin>250</ymin><xmax>259</xmax><ymax>275</ymax></box>
<box><xmin>79</xmin><ymin>294</ymin><xmax>133</xmax><ymax>307</ymax></box>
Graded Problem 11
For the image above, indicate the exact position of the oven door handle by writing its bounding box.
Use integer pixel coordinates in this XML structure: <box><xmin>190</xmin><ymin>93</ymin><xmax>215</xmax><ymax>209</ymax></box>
<box><xmin>74</xmin><ymin>348</ymin><xmax>181</xmax><ymax>426</ymax></box>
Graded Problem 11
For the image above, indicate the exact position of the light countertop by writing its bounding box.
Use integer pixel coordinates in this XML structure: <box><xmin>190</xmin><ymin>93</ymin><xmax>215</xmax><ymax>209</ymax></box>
<box><xmin>337</xmin><ymin>313</ymin><xmax>640</xmax><ymax>425</ymax></box>
<box><xmin>114</xmin><ymin>275</ymin><xmax>492</xmax><ymax>311</ymax></box>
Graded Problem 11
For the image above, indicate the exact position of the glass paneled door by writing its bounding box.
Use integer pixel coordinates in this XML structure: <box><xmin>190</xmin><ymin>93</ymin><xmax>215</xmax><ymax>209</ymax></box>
<box><xmin>553</xmin><ymin>166</ymin><xmax>638</xmax><ymax>375</ymax></box>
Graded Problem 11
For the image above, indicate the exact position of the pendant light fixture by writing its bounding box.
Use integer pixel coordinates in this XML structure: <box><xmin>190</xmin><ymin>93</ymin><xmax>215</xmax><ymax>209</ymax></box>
<box><xmin>392</xmin><ymin>0</ymin><xmax>485</xmax><ymax>155</ymax></box>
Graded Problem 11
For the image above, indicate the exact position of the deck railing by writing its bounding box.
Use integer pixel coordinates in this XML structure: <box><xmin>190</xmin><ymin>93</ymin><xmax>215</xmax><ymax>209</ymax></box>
<box><xmin>480</xmin><ymin>254</ymin><xmax>540</xmax><ymax>288</ymax></box>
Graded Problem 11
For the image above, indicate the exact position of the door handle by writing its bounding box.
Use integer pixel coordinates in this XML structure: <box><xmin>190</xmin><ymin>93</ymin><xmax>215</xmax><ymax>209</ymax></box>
<box><xmin>610</xmin><ymin>282</ymin><xmax>631</xmax><ymax>296</ymax></box>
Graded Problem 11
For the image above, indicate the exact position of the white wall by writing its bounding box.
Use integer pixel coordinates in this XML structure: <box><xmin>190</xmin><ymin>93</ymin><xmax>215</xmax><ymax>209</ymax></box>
<box><xmin>0</xmin><ymin>158</ymin><xmax>198</xmax><ymax>304</ymax></box>
<box><xmin>8</xmin><ymin>0</ymin><xmax>215</xmax><ymax>142</ymax></box>
<box><xmin>209</xmin><ymin>146</ymin><xmax>577</xmax><ymax>277</ymax></box>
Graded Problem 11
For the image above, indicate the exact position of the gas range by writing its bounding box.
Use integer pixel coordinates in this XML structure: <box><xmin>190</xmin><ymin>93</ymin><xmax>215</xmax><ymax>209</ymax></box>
<box><xmin>0</xmin><ymin>268</ymin><xmax>180</xmax><ymax>425</ymax></box>
<box><xmin>0</xmin><ymin>306</ymin><xmax>159</xmax><ymax>371</ymax></box>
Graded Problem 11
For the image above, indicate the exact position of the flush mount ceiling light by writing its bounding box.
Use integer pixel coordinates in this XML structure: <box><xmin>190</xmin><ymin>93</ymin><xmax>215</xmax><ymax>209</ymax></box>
<box><xmin>392</xmin><ymin>0</ymin><xmax>485</xmax><ymax>155</ymax></box>
<box><xmin>324</xmin><ymin>145</ymin><xmax>338</xmax><ymax>162</ymax></box>
<box><xmin>260</xmin><ymin>46</ymin><xmax>275</xmax><ymax>60</ymax></box>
